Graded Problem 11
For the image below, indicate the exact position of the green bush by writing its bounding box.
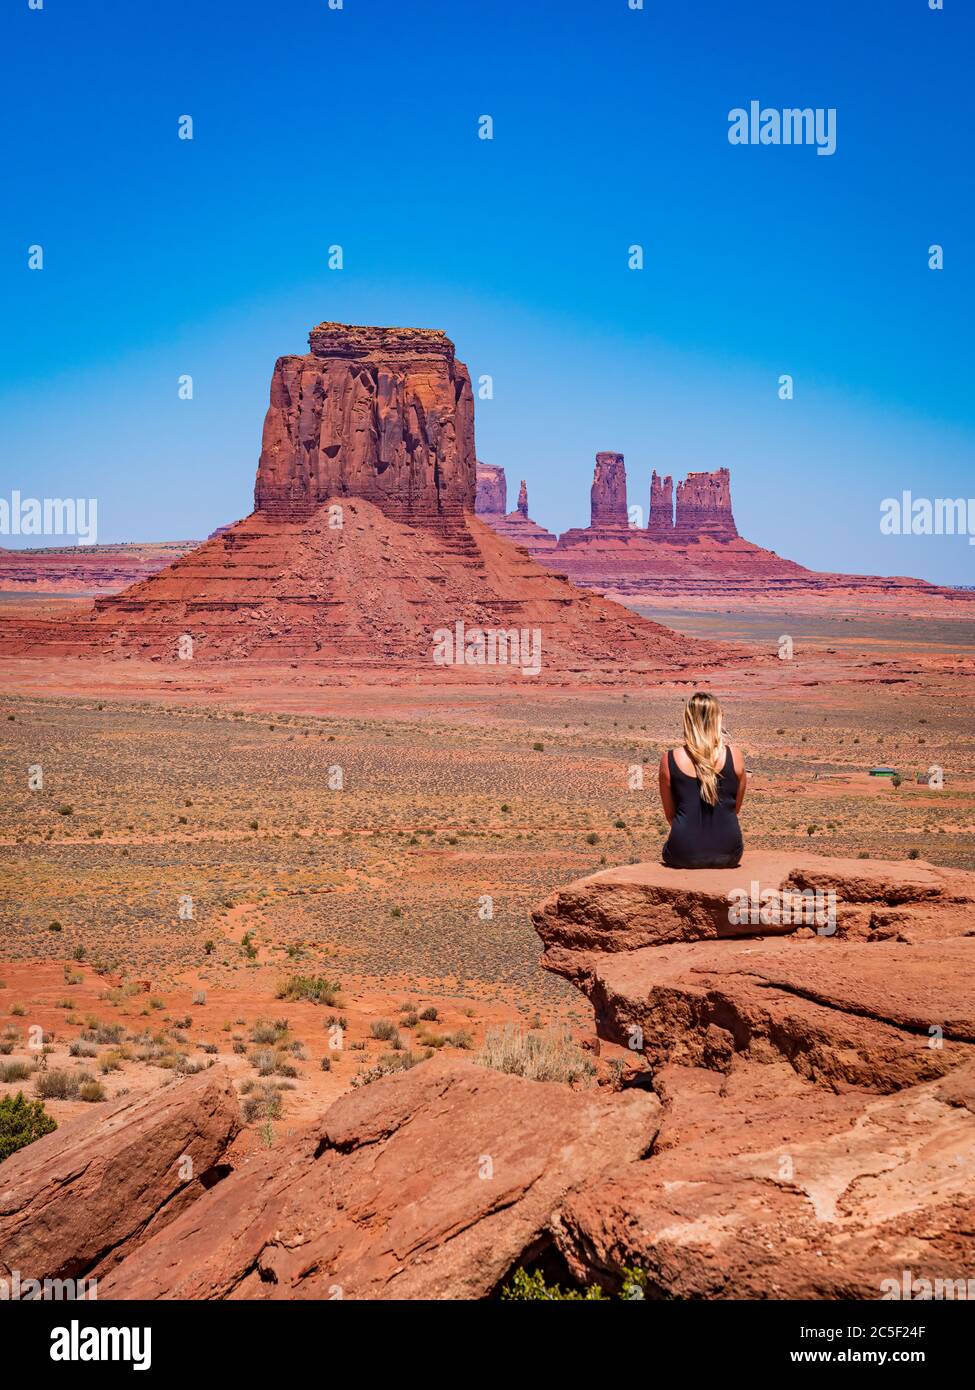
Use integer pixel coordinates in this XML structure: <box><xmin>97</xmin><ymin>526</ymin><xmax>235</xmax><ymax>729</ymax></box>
<box><xmin>501</xmin><ymin>1268</ymin><xmax>607</xmax><ymax>1301</ymax></box>
<box><xmin>501</xmin><ymin>1265</ymin><xmax>648</xmax><ymax>1301</ymax></box>
<box><xmin>0</xmin><ymin>1092</ymin><xmax>57</xmax><ymax>1162</ymax></box>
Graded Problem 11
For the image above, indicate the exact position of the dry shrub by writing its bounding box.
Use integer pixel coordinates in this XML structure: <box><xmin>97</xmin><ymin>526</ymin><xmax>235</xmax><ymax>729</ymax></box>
<box><xmin>476</xmin><ymin>1025</ymin><xmax>595</xmax><ymax>1086</ymax></box>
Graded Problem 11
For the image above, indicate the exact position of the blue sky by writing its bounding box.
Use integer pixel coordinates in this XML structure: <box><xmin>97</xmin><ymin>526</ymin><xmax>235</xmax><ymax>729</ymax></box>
<box><xmin>2</xmin><ymin>0</ymin><xmax>972</xmax><ymax>582</ymax></box>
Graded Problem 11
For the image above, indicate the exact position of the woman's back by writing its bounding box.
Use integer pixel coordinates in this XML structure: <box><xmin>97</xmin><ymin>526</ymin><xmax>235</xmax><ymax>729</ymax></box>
<box><xmin>662</xmin><ymin>744</ymin><xmax>743</xmax><ymax>869</ymax></box>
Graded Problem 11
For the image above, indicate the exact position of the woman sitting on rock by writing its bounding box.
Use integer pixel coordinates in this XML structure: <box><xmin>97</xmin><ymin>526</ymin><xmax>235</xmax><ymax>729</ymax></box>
<box><xmin>659</xmin><ymin>691</ymin><xmax>745</xmax><ymax>869</ymax></box>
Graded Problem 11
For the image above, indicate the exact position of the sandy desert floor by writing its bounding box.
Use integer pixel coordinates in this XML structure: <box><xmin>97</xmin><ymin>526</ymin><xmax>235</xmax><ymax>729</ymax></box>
<box><xmin>2</xmin><ymin>605</ymin><xmax>973</xmax><ymax>1153</ymax></box>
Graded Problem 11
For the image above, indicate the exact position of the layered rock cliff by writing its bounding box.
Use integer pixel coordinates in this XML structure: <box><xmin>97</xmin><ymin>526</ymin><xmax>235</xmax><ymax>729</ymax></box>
<box><xmin>0</xmin><ymin>541</ymin><xmax>198</xmax><ymax>595</ymax></box>
<box><xmin>254</xmin><ymin>323</ymin><xmax>475</xmax><ymax>532</ymax></box>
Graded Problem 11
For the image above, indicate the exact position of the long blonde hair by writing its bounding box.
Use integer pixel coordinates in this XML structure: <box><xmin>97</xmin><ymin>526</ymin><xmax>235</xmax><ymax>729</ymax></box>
<box><xmin>682</xmin><ymin>691</ymin><xmax>726</xmax><ymax>806</ymax></box>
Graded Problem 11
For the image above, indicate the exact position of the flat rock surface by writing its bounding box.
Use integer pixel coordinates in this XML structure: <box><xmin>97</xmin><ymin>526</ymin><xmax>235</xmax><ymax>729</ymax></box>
<box><xmin>533</xmin><ymin>851</ymin><xmax>972</xmax><ymax>960</ymax></box>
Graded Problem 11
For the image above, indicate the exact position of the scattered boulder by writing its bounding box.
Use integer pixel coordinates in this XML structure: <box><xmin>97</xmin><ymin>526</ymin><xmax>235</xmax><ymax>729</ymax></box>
<box><xmin>0</xmin><ymin>1069</ymin><xmax>240</xmax><ymax>1283</ymax></box>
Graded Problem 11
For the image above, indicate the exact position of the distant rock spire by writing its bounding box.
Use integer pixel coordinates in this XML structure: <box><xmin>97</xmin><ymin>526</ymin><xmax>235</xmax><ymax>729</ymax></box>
<box><xmin>648</xmin><ymin>470</ymin><xmax>674</xmax><ymax>534</ymax></box>
<box><xmin>589</xmin><ymin>452</ymin><xmax>628</xmax><ymax>528</ymax></box>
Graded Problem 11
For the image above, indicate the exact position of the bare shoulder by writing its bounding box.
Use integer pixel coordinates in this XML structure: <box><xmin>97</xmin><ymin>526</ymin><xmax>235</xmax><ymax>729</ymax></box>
<box><xmin>727</xmin><ymin>741</ymin><xmax>745</xmax><ymax>773</ymax></box>
<box><xmin>658</xmin><ymin>749</ymin><xmax>671</xmax><ymax>776</ymax></box>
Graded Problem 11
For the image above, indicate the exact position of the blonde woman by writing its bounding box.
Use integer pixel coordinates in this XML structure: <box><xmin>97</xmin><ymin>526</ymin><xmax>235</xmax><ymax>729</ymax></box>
<box><xmin>658</xmin><ymin>691</ymin><xmax>746</xmax><ymax>869</ymax></box>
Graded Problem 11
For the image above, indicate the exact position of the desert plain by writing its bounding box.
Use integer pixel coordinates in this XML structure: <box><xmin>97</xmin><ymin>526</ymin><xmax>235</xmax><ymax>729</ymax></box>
<box><xmin>2</xmin><ymin>599</ymin><xmax>973</xmax><ymax>1160</ymax></box>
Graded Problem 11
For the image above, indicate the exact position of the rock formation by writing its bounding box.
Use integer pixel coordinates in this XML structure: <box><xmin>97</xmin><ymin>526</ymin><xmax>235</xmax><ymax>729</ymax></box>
<box><xmin>531</xmin><ymin>852</ymin><xmax>975</xmax><ymax>1296</ymax></box>
<box><xmin>552</xmin><ymin>1059</ymin><xmax>975</xmax><ymax>1299</ymax></box>
<box><xmin>645</xmin><ymin>467</ymin><xmax>738</xmax><ymax>540</ymax></box>
<box><xmin>522</xmin><ymin>459</ymin><xmax>972</xmax><ymax>612</ymax></box>
<box><xmin>555</xmin><ymin>451</ymin><xmax>644</xmax><ymax>560</ymax></box>
<box><xmin>647</xmin><ymin>470</ymin><xmax>673</xmax><ymax>536</ymax></box>
<box><xmin>95</xmin><ymin>1060</ymin><xmax>656</xmax><ymax>1300</ymax></box>
<box><xmin>254</xmin><ymin>324</ymin><xmax>475</xmax><ymax>533</ymax></box>
<box><xmin>589</xmin><ymin>451</ymin><xmax>629</xmax><ymax>528</ymax></box>
<box><xmin>0</xmin><ymin>324</ymin><xmax>707</xmax><ymax>677</ymax></box>
<box><xmin>475</xmin><ymin>472</ymin><xmax>559</xmax><ymax>554</ymax></box>
<box><xmin>0</xmin><ymin>1069</ymin><xmax>239</xmax><ymax>1284</ymax></box>
<box><xmin>474</xmin><ymin>462</ymin><xmax>506</xmax><ymax>515</ymax></box>
<box><xmin>674</xmin><ymin>467</ymin><xmax>738</xmax><ymax>539</ymax></box>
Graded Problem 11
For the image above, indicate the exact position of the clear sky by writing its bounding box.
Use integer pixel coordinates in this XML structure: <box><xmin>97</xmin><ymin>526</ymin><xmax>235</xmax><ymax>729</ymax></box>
<box><xmin>2</xmin><ymin>0</ymin><xmax>972</xmax><ymax>582</ymax></box>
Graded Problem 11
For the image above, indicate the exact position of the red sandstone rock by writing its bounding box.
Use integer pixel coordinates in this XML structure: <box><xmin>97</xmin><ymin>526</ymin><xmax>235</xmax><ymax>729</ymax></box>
<box><xmin>533</xmin><ymin>852</ymin><xmax>975</xmax><ymax>1092</ymax></box>
<box><xmin>1</xmin><ymin>327</ymin><xmax>701</xmax><ymax>676</ymax></box>
<box><xmin>474</xmin><ymin>461</ymin><xmax>506</xmax><ymax>515</ymax></box>
<box><xmin>254</xmin><ymin>323</ymin><xmax>475</xmax><ymax>532</ymax></box>
<box><xmin>533</xmin><ymin>853</ymin><xmax>975</xmax><ymax>1297</ymax></box>
<box><xmin>96</xmin><ymin>1059</ymin><xmax>659</xmax><ymax>1301</ymax></box>
<box><xmin>534</xmin><ymin>464</ymin><xmax>972</xmax><ymax>611</ymax></box>
<box><xmin>555</xmin><ymin>451</ymin><xmax>644</xmax><ymax>555</ymax></box>
<box><xmin>552</xmin><ymin>1058</ymin><xmax>975</xmax><ymax>1298</ymax></box>
<box><xmin>647</xmin><ymin>470</ymin><xmax>674</xmax><ymax>535</ymax></box>
<box><xmin>674</xmin><ymin>467</ymin><xmax>737</xmax><ymax>539</ymax></box>
<box><xmin>0</xmin><ymin>1069</ymin><xmax>240</xmax><ymax>1282</ymax></box>
<box><xmin>477</xmin><ymin>476</ymin><xmax>559</xmax><ymax>555</ymax></box>
<box><xmin>589</xmin><ymin>451</ymin><xmax>629</xmax><ymax>528</ymax></box>
<box><xmin>0</xmin><ymin>500</ymin><xmax>701</xmax><ymax>672</ymax></box>
<box><xmin>532</xmin><ymin>852</ymin><xmax>968</xmax><ymax>959</ymax></box>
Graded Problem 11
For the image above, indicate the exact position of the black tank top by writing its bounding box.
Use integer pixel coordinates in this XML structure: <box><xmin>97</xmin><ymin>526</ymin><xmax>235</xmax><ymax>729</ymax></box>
<box><xmin>662</xmin><ymin>745</ymin><xmax>743</xmax><ymax>870</ymax></box>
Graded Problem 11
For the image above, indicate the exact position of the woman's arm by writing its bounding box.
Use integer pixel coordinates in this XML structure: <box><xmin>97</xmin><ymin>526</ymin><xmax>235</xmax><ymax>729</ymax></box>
<box><xmin>658</xmin><ymin>752</ymin><xmax>676</xmax><ymax>825</ymax></box>
<box><xmin>731</xmin><ymin>743</ymin><xmax>747</xmax><ymax>813</ymax></box>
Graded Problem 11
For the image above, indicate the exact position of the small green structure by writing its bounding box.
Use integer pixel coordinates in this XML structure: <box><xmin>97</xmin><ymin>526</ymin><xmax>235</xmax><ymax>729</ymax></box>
<box><xmin>869</xmin><ymin>766</ymin><xmax>898</xmax><ymax>778</ymax></box>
